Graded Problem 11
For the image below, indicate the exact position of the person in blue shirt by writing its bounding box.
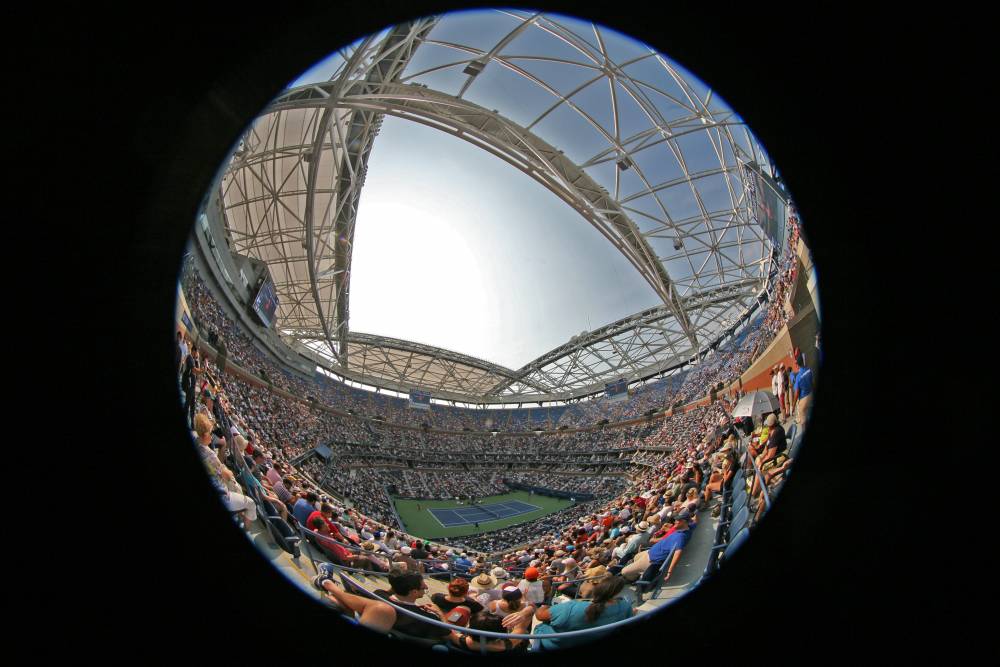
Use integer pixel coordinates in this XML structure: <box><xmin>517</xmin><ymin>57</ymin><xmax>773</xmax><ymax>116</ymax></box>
<box><xmin>620</xmin><ymin>510</ymin><xmax>693</xmax><ymax>582</ymax></box>
<box><xmin>531</xmin><ymin>575</ymin><xmax>634</xmax><ymax>650</ymax></box>
<box><xmin>453</xmin><ymin>553</ymin><xmax>473</xmax><ymax>573</ymax></box>
<box><xmin>292</xmin><ymin>491</ymin><xmax>319</xmax><ymax>526</ymax></box>
<box><xmin>791</xmin><ymin>357</ymin><xmax>814</xmax><ymax>428</ymax></box>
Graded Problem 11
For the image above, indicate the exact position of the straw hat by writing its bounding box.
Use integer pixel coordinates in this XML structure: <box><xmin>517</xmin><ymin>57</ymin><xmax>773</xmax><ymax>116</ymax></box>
<box><xmin>473</xmin><ymin>572</ymin><xmax>497</xmax><ymax>589</ymax></box>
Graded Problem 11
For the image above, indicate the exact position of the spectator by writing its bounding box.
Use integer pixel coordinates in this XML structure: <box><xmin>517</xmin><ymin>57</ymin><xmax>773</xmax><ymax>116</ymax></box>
<box><xmin>790</xmin><ymin>356</ymin><xmax>814</xmax><ymax>429</ymax></box>
<box><xmin>312</xmin><ymin>563</ymin><xmax>396</xmax><ymax>633</ymax></box>
<box><xmin>451</xmin><ymin>611</ymin><xmax>525</xmax><ymax>652</ymax></box>
<box><xmin>576</xmin><ymin>551</ymin><xmax>612</xmax><ymax>599</ymax></box>
<box><xmin>292</xmin><ymin>492</ymin><xmax>319</xmax><ymax>526</ymax></box>
<box><xmin>192</xmin><ymin>413</ymin><xmax>257</xmax><ymax>524</ymax></box>
<box><xmin>516</xmin><ymin>567</ymin><xmax>545</xmax><ymax>605</ymax></box>
<box><xmin>373</xmin><ymin>571</ymin><xmax>454</xmax><ymax>641</ymax></box>
<box><xmin>620</xmin><ymin>509</ymin><xmax>693</xmax><ymax>583</ymax></box>
<box><xmin>431</xmin><ymin>577</ymin><xmax>484</xmax><ymax>616</ymax></box>
<box><xmin>531</xmin><ymin>576</ymin><xmax>634</xmax><ymax>650</ymax></box>
<box><xmin>484</xmin><ymin>585</ymin><xmax>535</xmax><ymax>636</ymax></box>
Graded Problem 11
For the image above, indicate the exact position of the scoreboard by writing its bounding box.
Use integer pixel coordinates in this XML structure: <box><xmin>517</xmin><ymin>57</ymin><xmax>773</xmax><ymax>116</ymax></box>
<box><xmin>252</xmin><ymin>277</ymin><xmax>279</xmax><ymax>328</ymax></box>
<box><xmin>605</xmin><ymin>379</ymin><xmax>628</xmax><ymax>402</ymax></box>
<box><xmin>408</xmin><ymin>390</ymin><xmax>432</xmax><ymax>410</ymax></box>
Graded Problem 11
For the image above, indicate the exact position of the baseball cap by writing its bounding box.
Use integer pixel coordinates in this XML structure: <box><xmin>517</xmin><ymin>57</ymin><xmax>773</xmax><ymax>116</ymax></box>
<box><xmin>524</xmin><ymin>567</ymin><xmax>539</xmax><ymax>581</ymax></box>
<box><xmin>676</xmin><ymin>509</ymin><xmax>692</xmax><ymax>522</ymax></box>
<box><xmin>446</xmin><ymin>606</ymin><xmax>472</xmax><ymax>626</ymax></box>
<box><xmin>501</xmin><ymin>585</ymin><xmax>522</xmax><ymax>601</ymax></box>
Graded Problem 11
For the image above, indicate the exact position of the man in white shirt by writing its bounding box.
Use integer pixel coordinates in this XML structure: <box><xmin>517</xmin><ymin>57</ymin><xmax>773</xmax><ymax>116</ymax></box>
<box><xmin>517</xmin><ymin>567</ymin><xmax>545</xmax><ymax>605</ymax></box>
<box><xmin>776</xmin><ymin>363</ymin><xmax>787</xmax><ymax>419</ymax></box>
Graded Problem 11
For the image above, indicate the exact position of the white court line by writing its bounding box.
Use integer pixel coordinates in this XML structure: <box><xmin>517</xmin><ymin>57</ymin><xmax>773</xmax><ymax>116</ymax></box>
<box><xmin>427</xmin><ymin>508</ymin><xmax>451</xmax><ymax>528</ymax></box>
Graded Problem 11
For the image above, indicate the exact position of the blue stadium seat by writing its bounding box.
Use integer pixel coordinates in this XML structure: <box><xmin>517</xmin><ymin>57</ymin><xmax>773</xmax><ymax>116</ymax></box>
<box><xmin>635</xmin><ymin>547</ymin><xmax>675</xmax><ymax>594</ymax></box>
<box><xmin>726</xmin><ymin>505</ymin><xmax>749</xmax><ymax>538</ymax></box>
<box><xmin>723</xmin><ymin>527</ymin><xmax>750</xmax><ymax>559</ymax></box>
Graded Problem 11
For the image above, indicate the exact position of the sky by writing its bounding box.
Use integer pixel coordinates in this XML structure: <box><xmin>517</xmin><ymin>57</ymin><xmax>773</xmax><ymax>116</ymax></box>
<box><xmin>347</xmin><ymin>116</ymin><xmax>660</xmax><ymax>369</ymax></box>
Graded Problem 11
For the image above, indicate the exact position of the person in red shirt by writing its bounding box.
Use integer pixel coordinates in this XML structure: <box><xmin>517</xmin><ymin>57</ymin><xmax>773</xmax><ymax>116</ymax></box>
<box><xmin>306</xmin><ymin>504</ymin><xmax>344</xmax><ymax>539</ymax></box>
<box><xmin>307</xmin><ymin>513</ymin><xmax>371</xmax><ymax>569</ymax></box>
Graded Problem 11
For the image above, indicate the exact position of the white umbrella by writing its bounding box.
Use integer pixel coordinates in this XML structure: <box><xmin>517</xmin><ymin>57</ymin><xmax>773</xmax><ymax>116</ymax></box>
<box><xmin>732</xmin><ymin>390</ymin><xmax>780</xmax><ymax>421</ymax></box>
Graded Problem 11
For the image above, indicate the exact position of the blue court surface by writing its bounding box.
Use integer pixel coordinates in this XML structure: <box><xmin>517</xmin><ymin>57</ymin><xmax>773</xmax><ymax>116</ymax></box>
<box><xmin>429</xmin><ymin>500</ymin><xmax>542</xmax><ymax>527</ymax></box>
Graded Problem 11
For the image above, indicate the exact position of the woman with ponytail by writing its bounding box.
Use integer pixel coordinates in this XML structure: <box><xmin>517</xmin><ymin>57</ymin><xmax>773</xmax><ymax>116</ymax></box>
<box><xmin>531</xmin><ymin>575</ymin><xmax>634</xmax><ymax>650</ymax></box>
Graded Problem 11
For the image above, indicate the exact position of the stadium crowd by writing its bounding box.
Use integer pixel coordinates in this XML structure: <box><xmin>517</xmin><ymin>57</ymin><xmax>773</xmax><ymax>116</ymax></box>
<box><xmin>182</xmin><ymin>245</ymin><xmax>798</xmax><ymax>435</ymax></box>
<box><xmin>177</xmin><ymin>229</ymin><xmax>809</xmax><ymax>649</ymax></box>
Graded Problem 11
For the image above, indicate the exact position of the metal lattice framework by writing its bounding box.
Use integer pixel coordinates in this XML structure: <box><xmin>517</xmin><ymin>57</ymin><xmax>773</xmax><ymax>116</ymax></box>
<box><xmin>216</xmin><ymin>10</ymin><xmax>785</xmax><ymax>404</ymax></box>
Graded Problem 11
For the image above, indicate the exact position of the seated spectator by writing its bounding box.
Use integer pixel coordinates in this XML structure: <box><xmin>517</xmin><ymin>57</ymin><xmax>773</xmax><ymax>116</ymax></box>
<box><xmin>451</xmin><ymin>611</ymin><xmax>525</xmax><ymax>652</ymax></box>
<box><xmin>431</xmin><ymin>577</ymin><xmax>484</xmax><ymax>616</ymax></box>
<box><xmin>484</xmin><ymin>585</ymin><xmax>535</xmax><ymax>636</ymax></box>
<box><xmin>306</xmin><ymin>514</ymin><xmax>372</xmax><ymax>570</ymax></box>
<box><xmin>683</xmin><ymin>487</ymin><xmax>701</xmax><ymax>514</ymax></box>
<box><xmin>620</xmin><ymin>510</ymin><xmax>693</xmax><ymax>583</ymax></box>
<box><xmin>531</xmin><ymin>576</ymin><xmax>634</xmax><ymax>650</ymax></box>
<box><xmin>471</xmin><ymin>572</ymin><xmax>500</xmax><ymax>606</ymax></box>
<box><xmin>392</xmin><ymin>545</ymin><xmax>424</xmax><ymax>574</ymax></box>
<box><xmin>373</xmin><ymin>571</ymin><xmax>454</xmax><ymax>641</ymax></box>
<box><xmin>312</xmin><ymin>563</ymin><xmax>396</xmax><ymax>633</ymax></box>
<box><xmin>516</xmin><ymin>567</ymin><xmax>545</xmax><ymax>605</ymax></box>
<box><xmin>552</xmin><ymin>558</ymin><xmax>581</xmax><ymax>598</ymax></box>
<box><xmin>292</xmin><ymin>492</ymin><xmax>319</xmax><ymax>527</ymax></box>
<box><xmin>192</xmin><ymin>413</ymin><xmax>257</xmax><ymax>524</ymax></box>
<box><xmin>359</xmin><ymin>542</ymin><xmax>391</xmax><ymax>572</ymax></box>
<box><xmin>576</xmin><ymin>552</ymin><xmax>612</xmax><ymax>599</ymax></box>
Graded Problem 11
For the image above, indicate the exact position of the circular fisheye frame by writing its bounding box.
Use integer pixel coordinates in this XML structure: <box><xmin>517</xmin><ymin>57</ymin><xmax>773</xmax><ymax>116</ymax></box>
<box><xmin>174</xmin><ymin>8</ymin><xmax>819</xmax><ymax>654</ymax></box>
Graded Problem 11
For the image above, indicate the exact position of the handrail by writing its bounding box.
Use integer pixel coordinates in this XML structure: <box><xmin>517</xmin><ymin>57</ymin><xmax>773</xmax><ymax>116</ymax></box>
<box><xmin>333</xmin><ymin>567</ymin><xmax>645</xmax><ymax>643</ymax></box>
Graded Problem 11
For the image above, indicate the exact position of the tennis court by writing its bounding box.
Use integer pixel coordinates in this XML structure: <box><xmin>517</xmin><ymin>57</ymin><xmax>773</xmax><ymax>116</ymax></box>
<box><xmin>391</xmin><ymin>490</ymin><xmax>573</xmax><ymax>539</ymax></box>
<box><xmin>428</xmin><ymin>500</ymin><xmax>541</xmax><ymax>527</ymax></box>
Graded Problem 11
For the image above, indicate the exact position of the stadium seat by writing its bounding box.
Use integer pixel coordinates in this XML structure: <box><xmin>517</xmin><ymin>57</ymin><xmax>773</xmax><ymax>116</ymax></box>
<box><xmin>730</xmin><ymin>491</ymin><xmax>748</xmax><ymax>519</ymax></box>
<box><xmin>726</xmin><ymin>506</ymin><xmax>750</xmax><ymax>538</ymax></box>
<box><xmin>635</xmin><ymin>548</ymin><xmax>675</xmax><ymax>594</ymax></box>
<box><xmin>386</xmin><ymin>630</ymin><xmax>448</xmax><ymax>650</ymax></box>
<box><xmin>723</xmin><ymin>527</ymin><xmax>750</xmax><ymax>559</ymax></box>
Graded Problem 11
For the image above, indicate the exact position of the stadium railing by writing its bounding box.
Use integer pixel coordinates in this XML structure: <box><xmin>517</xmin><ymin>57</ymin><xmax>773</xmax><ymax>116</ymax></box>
<box><xmin>325</xmin><ymin>567</ymin><xmax>655</xmax><ymax>654</ymax></box>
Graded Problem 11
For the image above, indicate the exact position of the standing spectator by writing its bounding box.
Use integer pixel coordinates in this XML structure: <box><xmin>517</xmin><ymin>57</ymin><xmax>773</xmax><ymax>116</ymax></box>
<box><xmin>770</xmin><ymin>367</ymin><xmax>781</xmax><ymax>410</ymax></box>
<box><xmin>790</xmin><ymin>356</ymin><xmax>814</xmax><ymax>429</ymax></box>
<box><xmin>777</xmin><ymin>363</ymin><xmax>789</xmax><ymax>419</ymax></box>
<box><xmin>176</xmin><ymin>331</ymin><xmax>188</xmax><ymax>377</ymax></box>
<box><xmin>181</xmin><ymin>347</ymin><xmax>202</xmax><ymax>428</ymax></box>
